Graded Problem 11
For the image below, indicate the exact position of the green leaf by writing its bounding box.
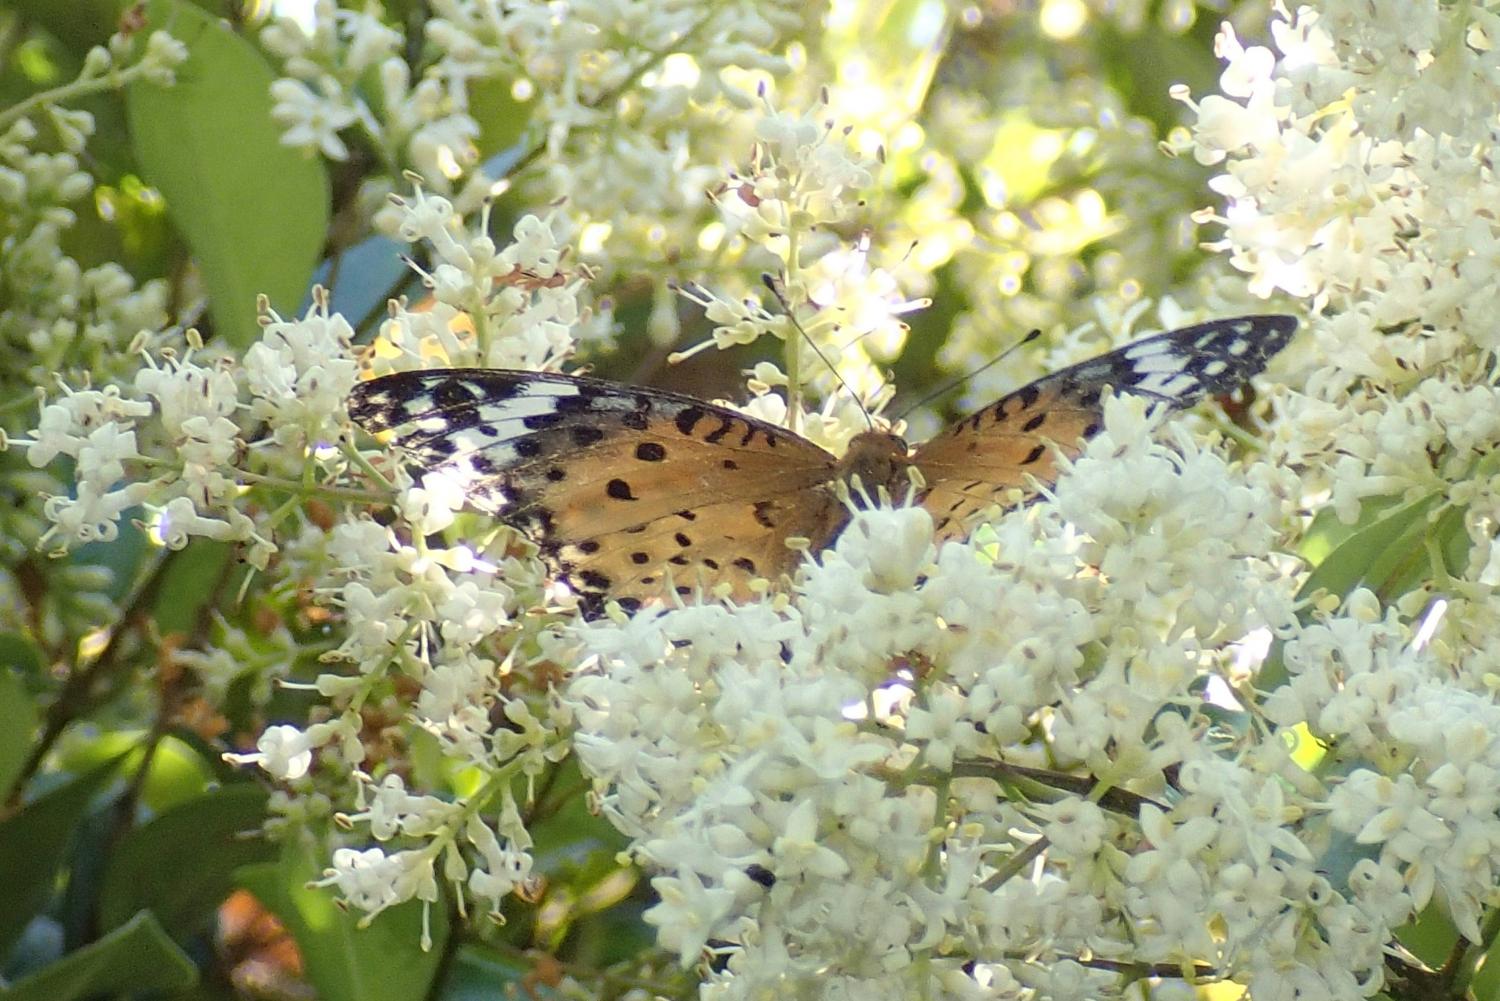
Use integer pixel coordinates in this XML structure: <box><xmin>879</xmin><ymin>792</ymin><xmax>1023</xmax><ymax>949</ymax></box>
<box><xmin>55</xmin><ymin>731</ymin><xmax>213</xmax><ymax>814</ymax></box>
<box><xmin>126</xmin><ymin>0</ymin><xmax>330</xmax><ymax>349</ymax></box>
<box><xmin>437</xmin><ymin>945</ymin><xmax>532</xmax><ymax>1000</ymax></box>
<box><xmin>1394</xmin><ymin>900</ymin><xmax>1458</xmax><ymax>972</ymax></box>
<box><xmin>466</xmin><ymin>74</ymin><xmax>533</xmax><ymax>163</ymax></box>
<box><xmin>0</xmin><ymin>911</ymin><xmax>197</xmax><ymax>1001</ymax></box>
<box><xmin>1474</xmin><ymin>929</ymin><xmax>1500</xmax><ymax>1001</ymax></box>
<box><xmin>1258</xmin><ymin>492</ymin><xmax>1447</xmax><ymax>689</ymax></box>
<box><xmin>0</xmin><ymin>633</ymin><xmax>43</xmax><ymax>677</ymax></box>
<box><xmin>0</xmin><ymin>757</ymin><xmax>122</xmax><ymax>955</ymax></box>
<box><xmin>0</xmin><ymin>662</ymin><xmax>40</xmax><ymax>799</ymax></box>
<box><xmin>151</xmin><ymin>539</ymin><xmax>231</xmax><ymax>636</ymax></box>
<box><xmin>1296</xmin><ymin>494</ymin><xmax>1403</xmax><ymax>568</ymax></box>
<box><xmin>236</xmin><ymin>841</ymin><xmax>449</xmax><ymax>1001</ymax></box>
<box><xmin>0</xmin><ymin>0</ymin><xmax>124</xmax><ymax>53</ymax></box>
<box><xmin>1298</xmin><ymin>492</ymin><xmax>1442</xmax><ymax>607</ymax></box>
<box><xmin>98</xmin><ymin>782</ymin><xmax>275</xmax><ymax>937</ymax></box>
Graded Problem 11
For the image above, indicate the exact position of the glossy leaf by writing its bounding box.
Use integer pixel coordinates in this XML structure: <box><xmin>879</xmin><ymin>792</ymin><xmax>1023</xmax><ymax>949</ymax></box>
<box><xmin>0</xmin><ymin>757</ymin><xmax>121</xmax><ymax>954</ymax></box>
<box><xmin>437</xmin><ymin>945</ymin><xmax>533</xmax><ymax>1000</ymax></box>
<box><xmin>0</xmin><ymin>912</ymin><xmax>196</xmax><ymax>1001</ymax></box>
<box><xmin>98</xmin><ymin>782</ymin><xmax>274</xmax><ymax>936</ymax></box>
<box><xmin>126</xmin><ymin>0</ymin><xmax>329</xmax><ymax>348</ymax></box>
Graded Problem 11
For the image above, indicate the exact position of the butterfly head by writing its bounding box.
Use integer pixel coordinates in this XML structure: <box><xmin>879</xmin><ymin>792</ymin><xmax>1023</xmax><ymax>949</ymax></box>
<box><xmin>836</xmin><ymin>430</ymin><xmax>918</xmax><ymax>505</ymax></box>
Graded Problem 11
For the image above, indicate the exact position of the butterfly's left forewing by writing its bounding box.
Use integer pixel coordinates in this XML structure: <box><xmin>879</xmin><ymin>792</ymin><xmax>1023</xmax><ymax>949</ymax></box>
<box><xmin>912</xmin><ymin>314</ymin><xmax>1297</xmax><ymax>539</ymax></box>
<box><xmin>349</xmin><ymin>369</ymin><xmax>844</xmax><ymax>615</ymax></box>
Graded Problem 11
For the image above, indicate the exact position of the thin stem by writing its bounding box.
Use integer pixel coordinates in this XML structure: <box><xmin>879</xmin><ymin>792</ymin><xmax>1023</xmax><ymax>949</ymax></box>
<box><xmin>783</xmin><ymin>234</ymin><xmax>803</xmax><ymax>434</ymax></box>
<box><xmin>979</xmin><ymin>834</ymin><xmax>1048</xmax><ymax>892</ymax></box>
<box><xmin>948</xmin><ymin>758</ymin><xmax>1165</xmax><ymax>817</ymax></box>
<box><xmin>231</xmin><ymin>466</ymin><xmax>390</xmax><ymax>505</ymax></box>
<box><xmin>8</xmin><ymin>548</ymin><xmax>180</xmax><ymax>804</ymax></box>
<box><xmin>0</xmin><ymin>54</ymin><xmax>154</xmax><ymax>133</ymax></box>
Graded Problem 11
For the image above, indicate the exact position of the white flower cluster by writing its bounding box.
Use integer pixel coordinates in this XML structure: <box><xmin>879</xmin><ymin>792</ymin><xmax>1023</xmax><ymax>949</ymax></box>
<box><xmin>0</xmin><ymin>39</ymin><xmax>178</xmax><ymax>389</ymax></box>
<box><xmin>19</xmin><ymin>187</ymin><xmax>578</xmax><ymax>807</ymax></box>
<box><xmin>1179</xmin><ymin>3</ymin><xmax>1500</xmax><ymax>371</ymax></box>
<box><xmin>215</xmin><ymin>193</ymin><xmax>584</xmax><ymax>943</ymax></box>
<box><xmin>1177</xmin><ymin>5</ymin><xmax>1500</xmax><ymax>574</ymax></box>
<box><xmin>261</xmin><ymin>0</ymin><xmax>808</xmax><ymax>266</ymax></box>
<box><xmin>263</xmin><ymin>0</ymin><xmax>455</xmax><ymax>173</ymax></box>
<box><xmin>22</xmin><ymin>313</ymin><xmax>351</xmax><ymax>565</ymax></box>
<box><xmin>305</xmin><ymin>773</ymin><xmax>537</xmax><ymax>948</ymax></box>
<box><xmin>674</xmin><ymin>100</ymin><xmax>924</xmax><ymax>452</ymax></box>
<box><xmin>369</xmin><ymin>188</ymin><xmax>591</xmax><ymax>372</ymax></box>
<box><xmin>564</xmin><ymin>396</ymin><xmax>1339</xmax><ymax>999</ymax></box>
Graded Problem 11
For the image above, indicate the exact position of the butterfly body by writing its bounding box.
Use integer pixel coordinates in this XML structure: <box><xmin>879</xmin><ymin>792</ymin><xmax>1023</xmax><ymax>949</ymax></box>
<box><xmin>350</xmin><ymin>314</ymin><xmax>1297</xmax><ymax>615</ymax></box>
<box><xmin>835</xmin><ymin>430</ymin><xmax>917</xmax><ymax>501</ymax></box>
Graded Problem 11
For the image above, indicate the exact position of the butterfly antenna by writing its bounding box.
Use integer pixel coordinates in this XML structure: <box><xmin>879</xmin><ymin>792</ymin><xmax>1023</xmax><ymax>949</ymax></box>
<box><xmin>894</xmin><ymin>328</ymin><xmax>1044</xmax><ymax>421</ymax></box>
<box><xmin>760</xmin><ymin>273</ymin><xmax>875</xmax><ymax>429</ymax></box>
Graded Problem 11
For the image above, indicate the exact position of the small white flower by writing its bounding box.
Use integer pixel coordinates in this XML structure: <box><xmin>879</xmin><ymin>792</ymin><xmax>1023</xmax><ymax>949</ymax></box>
<box><xmin>398</xmin><ymin>471</ymin><xmax>469</xmax><ymax>536</ymax></box>
<box><xmin>316</xmin><ymin>845</ymin><xmax>440</xmax><ymax>938</ymax></box>
<box><xmin>644</xmin><ymin>870</ymin><xmax>738</xmax><ymax>968</ymax></box>
<box><xmin>269</xmin><ymin>77</ymin><xmax>359</xmax><ymax>159</ymax></box>
<box><xmin>223</xmin><ymin>722</ymin><xmax>327</xmax><ymax>780</ymax></box>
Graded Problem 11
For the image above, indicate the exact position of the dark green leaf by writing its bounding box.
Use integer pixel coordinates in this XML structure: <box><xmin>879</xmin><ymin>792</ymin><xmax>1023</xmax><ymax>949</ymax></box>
<box><xmin>0</xmin><ymin>634</ymin><xmax>43</xmax><ymax>677</ymax></box>
<box><xmin>0</xmin><ymin>0</ymin><xmax>125</xmax><ymax>53</ymax></box>
<box><xmin>0</xmin><ymin>757</ymin><xmax>121</xmax><ymax>955</ymax></box>
<box><xmin>437</xmin><ymin>944</ymin><xmax>532</xmax><ymax>1000</ymax></box>
<box><xmin>151</xmin><ymin>538</ymin><xmax>231</xmax><ymax>636</ymax></box>
<box><xmin>0</xmin><ymin>911</ymin><xmax>196</xmax><ymax>1001</ymax></box>
<box><xmin>98</xmin><ymin>782</ymin><xmax>274</xmax><ymax>937</ymax></box>
<box><xmin>0</xmin><ymin>665</ymin><xmax>40</xmax><ymax>800</ymax></box>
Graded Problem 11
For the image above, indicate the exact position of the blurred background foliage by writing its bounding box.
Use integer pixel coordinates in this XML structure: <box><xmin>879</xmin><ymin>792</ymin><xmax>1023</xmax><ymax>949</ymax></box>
<box><xmin>0</xmin><ymin>0</ymin><xmax>1278</xmax><ymax>998</ymax></box>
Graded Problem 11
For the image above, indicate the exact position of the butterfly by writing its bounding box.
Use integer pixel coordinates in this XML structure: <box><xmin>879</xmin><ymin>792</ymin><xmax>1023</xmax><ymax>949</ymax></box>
<box><xmin>349</xmin><ymin>314</ymin><xmax>1296</xmax><ymax>616</ymax></box>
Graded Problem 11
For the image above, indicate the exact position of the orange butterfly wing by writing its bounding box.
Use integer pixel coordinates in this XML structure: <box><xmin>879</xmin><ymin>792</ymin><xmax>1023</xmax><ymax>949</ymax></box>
<box><xmin>349</xmin><ymin>369</ymin><xmax>844</xmax><ymax>615</ymax></box>
<box><xmin>912</xmin><ymin>315</ymin><xmax>1298</xmax><ymax>539</ymax></box>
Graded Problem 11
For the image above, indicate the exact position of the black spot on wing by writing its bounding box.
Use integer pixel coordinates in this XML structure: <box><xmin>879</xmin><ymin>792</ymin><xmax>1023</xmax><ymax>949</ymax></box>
<box><xmin>523</xmin><ymin>412</ymin><xmax>563</xmax><ymax>431</ymax></box>
<box><xmin>434</xmin><ymin>379</ymin><xmax>480</xmax><ymax>408</ymax></box>
<box><xmin>705</xmin><ymin>417</ymin><xmax>735</xmax><ymax>444</ymax></box>
<box><xmin>572</xmin><ymin>426</ymin><xmax>605</xmax><ymax>446</ymax></box>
